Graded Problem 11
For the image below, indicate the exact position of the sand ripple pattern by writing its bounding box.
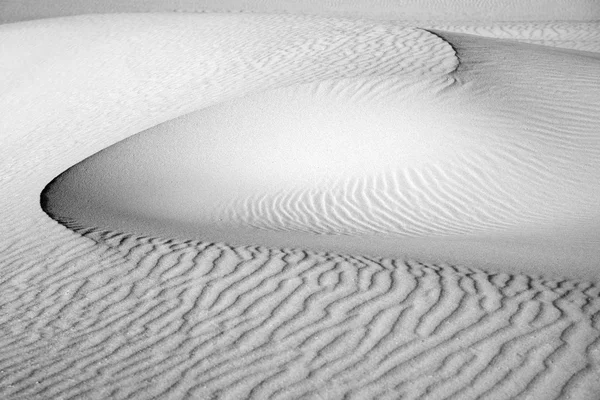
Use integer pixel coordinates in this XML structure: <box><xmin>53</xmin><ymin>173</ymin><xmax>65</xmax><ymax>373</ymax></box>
<box><xmin>2</xmin><ymin>13</ymin><xmax>600</xmax><ymax>400</ymax></box>
<box><xmin>219</xmin><ymin>152</ymin><xmax>575</xmax><ymax>237</ymax></box>
<box><xmin>217</xmin><ymin>31</ymin><xmax>600</xmax><ymax>238</ymax></box>
<box><xmin>423</xmin><ymin>22</ymin><xmax>600</xmax><ymax>53</ymax></box>
<box><xmin>1</xmin><ymin>222</ymin><xmax>600</xmax><ymax>400</ymax></box>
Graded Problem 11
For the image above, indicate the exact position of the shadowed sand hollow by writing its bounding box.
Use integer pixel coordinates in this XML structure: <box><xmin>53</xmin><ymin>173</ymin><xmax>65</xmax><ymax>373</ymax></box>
<box><xmin>2</xmin><ymin>11</ymin><xmax>600</xmax><ymax>400</ymax></box>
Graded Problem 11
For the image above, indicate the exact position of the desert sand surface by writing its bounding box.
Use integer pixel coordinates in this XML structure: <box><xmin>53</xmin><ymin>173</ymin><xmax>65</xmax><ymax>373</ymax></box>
<box><xmin>2</xmin><ymin>4</ymin><xmax>600</xmax><ymax>400</ymax></box>
<box><xmin>1</xmin><ymin>0</ymin><xmax>600</xmax><ymax>23</ymax></box>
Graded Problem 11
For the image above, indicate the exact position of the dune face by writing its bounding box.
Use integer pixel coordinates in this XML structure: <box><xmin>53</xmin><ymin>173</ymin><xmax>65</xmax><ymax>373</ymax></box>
<box><xmin>43</xmin><ymin>28</ymin><xmax>600</xmax><ymax>279</ymax></box>
<box><xmin>3</xmin><ymin>9</ymin><xmax>600</xmax><ymax>400</ymax></box>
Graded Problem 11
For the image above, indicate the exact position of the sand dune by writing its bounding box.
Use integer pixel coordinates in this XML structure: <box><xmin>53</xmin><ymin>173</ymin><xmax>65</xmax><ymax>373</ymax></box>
<box><xmin>43</xmin><ymin>25</ymin><xmax>600</xmax><ymax>279</ymax></box>
<box><xmin>2</xmin><ymin>10</ymin><xmax>600</xmax><ymax>400</ymax></box>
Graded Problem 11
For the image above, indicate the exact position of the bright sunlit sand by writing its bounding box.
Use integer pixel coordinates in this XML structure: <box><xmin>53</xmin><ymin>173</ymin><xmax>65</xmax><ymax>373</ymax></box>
<box><xmin>2</xmin><ymin>4</ymin><xmax>600</xmax><ymax>400</ymax></box>
<box><xmin>43</xmin><ymin>28</ymin><xmax>600</xmax><ymax>278</ymax></box>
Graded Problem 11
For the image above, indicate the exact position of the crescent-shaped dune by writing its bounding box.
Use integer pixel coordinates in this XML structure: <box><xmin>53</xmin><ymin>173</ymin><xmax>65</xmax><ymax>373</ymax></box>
<box><xmin>42</xmin><ymin>26</ymin><xmax>600</xmax><ymax>279</ymax></box>
<box><xmin>2</xmin><ymin>9</ymin><xmax>600</xmax><ymax>400</ymax></box>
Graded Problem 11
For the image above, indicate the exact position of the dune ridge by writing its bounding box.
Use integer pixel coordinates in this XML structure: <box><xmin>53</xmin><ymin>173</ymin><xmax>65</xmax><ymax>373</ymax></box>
<box><xmin>426</xmin><ymin>22</ymin><xmax>600</xmax><ymax>53</ymax></box>
<box><xmin>42</xmin><ymin>26</ymin><xmax>600</xmax><ymax>279</ymax></box>
<box><xmin>2</xmin><ymin>11</ymin><xmax>600</xmax><ymax>400</ymax></box>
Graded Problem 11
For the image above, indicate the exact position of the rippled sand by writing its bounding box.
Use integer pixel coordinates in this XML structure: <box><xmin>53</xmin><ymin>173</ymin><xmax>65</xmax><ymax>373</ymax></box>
<box><xmin>2</xmin><ymin>7</ymin><xmax>600</xmax><ymax>400</ymax></box>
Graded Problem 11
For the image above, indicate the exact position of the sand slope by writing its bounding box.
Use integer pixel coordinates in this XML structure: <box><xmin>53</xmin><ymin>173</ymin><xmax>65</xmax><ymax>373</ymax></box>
<box><xmin>43</xmin><ymin>25</ymin><xmax>600</xmax><ymax>279</ymax></box>
<box><xmin>428</xmin><ymin>22</ymin><xmax>600</xmax><ymax>53</ymax></box>
<box><xmin>1</xmin><ymin>12</ymin><xmax>600</xmax><ymax>400</ymax></box>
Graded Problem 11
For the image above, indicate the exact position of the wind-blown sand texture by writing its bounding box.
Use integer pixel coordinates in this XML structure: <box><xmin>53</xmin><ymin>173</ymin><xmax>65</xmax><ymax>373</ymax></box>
<box><xmin>2</xmin><ymin>8</ymin><xmax>600</xmax><ymax>400</ymax></box>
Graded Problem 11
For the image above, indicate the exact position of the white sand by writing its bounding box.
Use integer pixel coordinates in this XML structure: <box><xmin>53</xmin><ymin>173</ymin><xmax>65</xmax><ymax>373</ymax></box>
<box><xmin>42</xmin><ymin>21</ymin><xmax>600</xmax><ymax>280</ymax></box>
<box><xmin>2</xmin><ymin>6</ymin><xmax>600</xmax><ymax>400</ymax></box>
<box><xmin>2</xmin><ymin>0</ymin><xmax>600</xmax><ymax>23</ymax></box>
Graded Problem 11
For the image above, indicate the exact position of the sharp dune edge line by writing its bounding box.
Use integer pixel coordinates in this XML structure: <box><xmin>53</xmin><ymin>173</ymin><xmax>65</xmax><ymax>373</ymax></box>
<box><xmin>432</xmin><ymin>23</ymin><xmax>600</xmax><ymax>53</ymax></box>
<box><xmin>3</xmin><ymin>1</ymin><xmax>600</xmax><ymax>52</ymax></box>
<box><xmin>1</xmin><ymin>12</ymin><xmax>600</xmax><ymax>400</ymax></box>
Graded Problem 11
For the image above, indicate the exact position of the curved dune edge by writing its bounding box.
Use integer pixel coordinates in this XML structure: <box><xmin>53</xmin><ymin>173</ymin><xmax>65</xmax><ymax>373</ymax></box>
<box><xmin>1</xmin><ymin>13</ymin><xmax>600</xmax><ymax>400</ymax></box>
<box><xmin>431</xmin><ymin>22</ymin><xmax>600</xmax><ymax>53</ymax></box>
<box><xmin>42</xmin><ymin>22</ymin><xmax>600</xmax><ymax>280</ymax></box>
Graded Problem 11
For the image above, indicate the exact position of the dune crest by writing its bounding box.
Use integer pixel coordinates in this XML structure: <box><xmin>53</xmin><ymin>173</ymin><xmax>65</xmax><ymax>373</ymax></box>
<box><xmin>42</xmin><ymin>25</ymin><xmax>600</xmax><ymax>279</ymax></box>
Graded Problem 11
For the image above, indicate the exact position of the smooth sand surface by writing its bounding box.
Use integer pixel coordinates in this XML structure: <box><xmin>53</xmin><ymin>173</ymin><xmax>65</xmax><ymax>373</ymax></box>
<box><xmin>2</xmin><ymin>0</ymin><xmax>600</xmax><ymax>23</ymax></box>
<box><xmin>43</xmin><ymin>27</ymin><xmax>600</xmax><ymax>279</ymax></box>
<box><xmin>2</xmin><ymin>8</ymin><xmax>600</xmax><ymax>400</ymax></box>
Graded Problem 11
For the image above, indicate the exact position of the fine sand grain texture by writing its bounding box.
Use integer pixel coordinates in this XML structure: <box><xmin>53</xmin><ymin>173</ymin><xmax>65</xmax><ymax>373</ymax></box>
<box><xmin>2</xmin><ymin>10</ymin><xmax>600</xmax><ymax>400</ymax></box>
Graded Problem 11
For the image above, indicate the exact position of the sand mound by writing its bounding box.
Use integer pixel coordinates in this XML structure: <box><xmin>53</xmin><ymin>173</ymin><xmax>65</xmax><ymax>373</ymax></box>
<box><xmin>42</xmin><ymin>25</ymin><xmax>600</xmax><ymax>279</ymax></box>
<box><xmin>1</xmin><ymin>12</ymin><xmax>600</xmax><ymax>400</ymax></box>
